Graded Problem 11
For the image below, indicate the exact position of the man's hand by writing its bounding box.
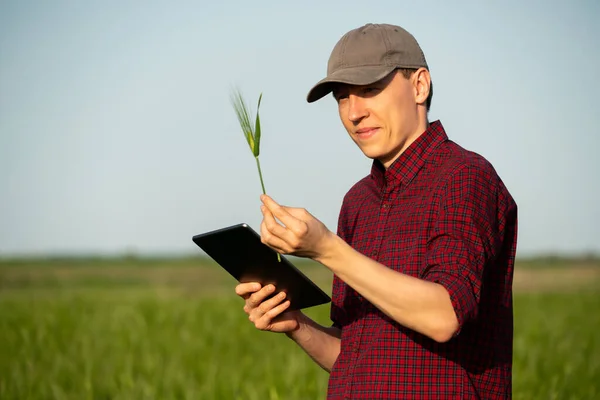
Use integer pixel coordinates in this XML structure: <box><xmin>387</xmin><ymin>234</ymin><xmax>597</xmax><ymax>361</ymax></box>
<box><xmin>236</xmin><ymin>282</ymin><xmax>342</xmax><ymax>373</ymax></box>
<box><xmin>235</xmin><ymin>282</ymin><xmax>302</xmax><ymax>333</ymax></box>
<box><xmin>259</xmin><ymin>194</ymin><xmax>335</xmax><ymax>261</ymax></box>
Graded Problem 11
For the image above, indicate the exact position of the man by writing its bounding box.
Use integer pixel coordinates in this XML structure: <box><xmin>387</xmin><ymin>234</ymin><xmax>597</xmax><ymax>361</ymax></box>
<box><xmin>236</xmin><ymin>23</ymin><xmax>518</xmax><ymax>399</ymax></box>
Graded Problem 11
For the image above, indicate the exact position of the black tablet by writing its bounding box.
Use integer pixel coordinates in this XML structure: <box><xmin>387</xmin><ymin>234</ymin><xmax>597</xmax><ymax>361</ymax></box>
<box><xmin>192</xmin><ymin>223</ymin><xmax>331</xmax><ymax>310</ymax></box>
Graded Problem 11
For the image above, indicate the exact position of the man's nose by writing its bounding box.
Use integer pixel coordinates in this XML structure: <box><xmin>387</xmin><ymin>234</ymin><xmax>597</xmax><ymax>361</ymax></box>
<box><xmin>347</xmin><ymin>94</ymin><xmax>368</xmax><ymax>123</ymax></box>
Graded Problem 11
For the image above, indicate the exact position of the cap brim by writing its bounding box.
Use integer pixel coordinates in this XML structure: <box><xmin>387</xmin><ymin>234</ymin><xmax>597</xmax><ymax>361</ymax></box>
<box><xmin>306</xmin><ymin>65</ymin><xmax>397</xmax><ymax>103</ymax></box>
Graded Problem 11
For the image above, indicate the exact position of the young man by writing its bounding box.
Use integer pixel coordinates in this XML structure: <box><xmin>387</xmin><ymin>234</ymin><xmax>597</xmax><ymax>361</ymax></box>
<box><xmin>236</xmin><ymin>23</ymin><xmax>518</xmax><ymax>399</ymax></box>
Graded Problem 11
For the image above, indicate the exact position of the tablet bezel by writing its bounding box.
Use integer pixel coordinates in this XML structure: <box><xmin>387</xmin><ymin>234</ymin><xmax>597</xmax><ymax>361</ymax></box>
<box><xmin>192</xmin><ymin>223</ymin><xmax>331</xmax><ymax>310</ymax></box>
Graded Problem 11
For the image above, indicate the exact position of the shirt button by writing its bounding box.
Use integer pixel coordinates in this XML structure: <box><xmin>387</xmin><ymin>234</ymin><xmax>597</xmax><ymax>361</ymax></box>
<box><xmin>382</xmin><ymin>202</ymin><xmax>389</xmax><ymax>209</ymax></box>
<box><xmin>352</xmin><ymin>342</ymin><xmax>359</xmax><ymax>352</ymax></box>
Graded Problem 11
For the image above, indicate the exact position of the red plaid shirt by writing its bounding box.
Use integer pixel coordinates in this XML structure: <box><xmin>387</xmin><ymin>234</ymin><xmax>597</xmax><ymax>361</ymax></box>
<box><xmin>327</xmin><ymin>120</ymin><xmax>518</xmax><ymax>399</ymax></box>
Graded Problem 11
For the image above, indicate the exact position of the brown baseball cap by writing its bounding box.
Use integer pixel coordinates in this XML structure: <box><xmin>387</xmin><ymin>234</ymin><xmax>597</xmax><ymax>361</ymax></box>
<box><xmin>306</xmin><ymin>23</ymin><xmax>429</xmax><ymax>103</ymax></box>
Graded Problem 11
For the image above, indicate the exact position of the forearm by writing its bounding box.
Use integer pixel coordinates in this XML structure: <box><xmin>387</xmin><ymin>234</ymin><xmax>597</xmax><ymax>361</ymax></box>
<box><xmin>316</xmin><ymin>233</ymin><xmax>459</xmax><ymax>343</ymax></box>
<box><xmin>286</xmin><ymin>313</ymin><xmax>341</xmax><ymax>373</ymax></box>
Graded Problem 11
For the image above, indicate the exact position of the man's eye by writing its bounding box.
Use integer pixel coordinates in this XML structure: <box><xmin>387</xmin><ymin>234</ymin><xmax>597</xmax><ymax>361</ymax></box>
<box><xmin>363</xmin><ymin>87</ymin><xmax>378</xmax><ymax>95</ymax></box>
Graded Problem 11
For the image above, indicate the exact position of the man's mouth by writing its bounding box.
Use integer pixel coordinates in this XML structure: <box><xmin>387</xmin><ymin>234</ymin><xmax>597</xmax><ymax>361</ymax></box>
<box><xmin>355</xmin><ymin>127</ymin><xmax>379</xmax><ymax>139</ymax></box>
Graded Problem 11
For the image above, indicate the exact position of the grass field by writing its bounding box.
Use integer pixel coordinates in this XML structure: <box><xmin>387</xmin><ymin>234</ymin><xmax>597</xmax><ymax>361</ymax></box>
<box><xmin>1</xmin><ymin>256</ymin><xmax>599</xmax><ymax>399</ymax></box>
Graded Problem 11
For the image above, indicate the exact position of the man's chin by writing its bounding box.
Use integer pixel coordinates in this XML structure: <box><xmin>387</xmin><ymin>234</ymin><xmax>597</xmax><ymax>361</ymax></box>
<box><xmin>357</xmin><ymin>146</ymin><xmax>384</xmax><ymax>161</ymax></box>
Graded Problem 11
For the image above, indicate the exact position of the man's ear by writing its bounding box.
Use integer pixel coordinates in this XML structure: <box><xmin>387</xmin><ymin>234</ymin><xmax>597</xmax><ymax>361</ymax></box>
<box><xmin>413</xmin><ymin>68</ymin><xmax>431</xmax><ymax>106</ymax></box>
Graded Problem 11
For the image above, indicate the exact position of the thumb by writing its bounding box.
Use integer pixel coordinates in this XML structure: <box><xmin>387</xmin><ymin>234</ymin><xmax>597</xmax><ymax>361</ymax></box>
<box><xmin>284</xmin><ymin>206</ymin><xmax>312</xmax><ymax>221</ymax></box>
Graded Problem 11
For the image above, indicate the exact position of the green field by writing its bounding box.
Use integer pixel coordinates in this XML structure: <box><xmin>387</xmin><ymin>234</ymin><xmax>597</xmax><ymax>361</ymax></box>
<box><xmin>1</xmin><ymin>257</ymin><xmax>599</xmax><ymax>399</ymax></box>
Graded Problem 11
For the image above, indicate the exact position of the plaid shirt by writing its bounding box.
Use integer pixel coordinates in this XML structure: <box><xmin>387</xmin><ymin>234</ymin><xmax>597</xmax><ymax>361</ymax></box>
<box><xmin>327</xmin><ymin>120</ymin><xmax>518</xmax><ymax>399</ymax></box>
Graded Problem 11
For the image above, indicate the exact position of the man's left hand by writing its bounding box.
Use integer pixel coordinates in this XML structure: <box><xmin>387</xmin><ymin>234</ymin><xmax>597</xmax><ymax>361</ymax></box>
<box><xmin>259</xmin><ymin>194</ymin><xmax>334</xmax><ymax>260</ymax></box>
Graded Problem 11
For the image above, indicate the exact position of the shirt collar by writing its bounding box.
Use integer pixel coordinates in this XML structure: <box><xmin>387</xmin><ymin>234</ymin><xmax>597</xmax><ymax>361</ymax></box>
<box><xmin>371</xmin><ymin>120</ymin><xmax>448</xmax><ymax>191</ymax></box>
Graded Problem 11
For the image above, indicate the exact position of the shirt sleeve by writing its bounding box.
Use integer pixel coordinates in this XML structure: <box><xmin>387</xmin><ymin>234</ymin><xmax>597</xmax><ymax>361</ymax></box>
<box><xmin>330</xmin><ymin>276</ymin><xmax>346</xmax><ymax>330</ymax></box>
<box><xmin>421</xmin><ymin>162</ymin><xmax>500</xmax><ymax>334</ymax></box>
<box><xmin>330</xmin><ymin>195</ymin><xmax>351</xmax><ymax>330</ymax></box>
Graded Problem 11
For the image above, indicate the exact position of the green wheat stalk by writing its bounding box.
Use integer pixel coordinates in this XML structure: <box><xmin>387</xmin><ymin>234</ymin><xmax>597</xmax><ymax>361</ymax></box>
<box><xmin>230</xmin><ymin>88</ymin><xmax>281</xmax><ymax>262</ymax></box>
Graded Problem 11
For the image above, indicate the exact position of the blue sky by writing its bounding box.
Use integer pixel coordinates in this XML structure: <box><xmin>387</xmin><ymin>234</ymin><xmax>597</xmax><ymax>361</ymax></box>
<box><xmin>1</xmin><ymin>0</ymin><xmax>599</xmax><ymax>257</ymax></box>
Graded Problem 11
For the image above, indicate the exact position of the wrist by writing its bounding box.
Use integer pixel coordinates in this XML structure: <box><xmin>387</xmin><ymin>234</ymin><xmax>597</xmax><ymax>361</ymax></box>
<box><xmin>314</xmin><ymin>231</ymin><xmax>343</xmax><ymax>266</ymax></box>
<box><xmin>285</xmin><ymin>312</ymin><xmax>312</xmax><ymax>343</ymax></box>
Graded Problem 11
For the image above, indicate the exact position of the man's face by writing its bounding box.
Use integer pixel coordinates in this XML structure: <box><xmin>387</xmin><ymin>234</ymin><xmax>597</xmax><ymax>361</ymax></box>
<box><xmin>333</xmin><ymin>70</ymin><xmax>427</xmax><ymax>168</ymax></box>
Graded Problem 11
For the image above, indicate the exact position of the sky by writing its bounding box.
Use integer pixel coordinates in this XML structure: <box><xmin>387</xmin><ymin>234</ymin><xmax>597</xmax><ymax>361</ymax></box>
<box><xmin>1</xmin><ymin>0</ymin><xmax>599</xmax><ymax>258</ymax></box>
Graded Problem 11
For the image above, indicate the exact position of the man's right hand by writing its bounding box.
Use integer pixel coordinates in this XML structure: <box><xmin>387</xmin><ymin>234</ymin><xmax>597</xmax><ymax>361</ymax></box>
<box><xmin>235</xmin><ymin>282</ymin><xmax>303</xmax><ymax>333</ymax></box>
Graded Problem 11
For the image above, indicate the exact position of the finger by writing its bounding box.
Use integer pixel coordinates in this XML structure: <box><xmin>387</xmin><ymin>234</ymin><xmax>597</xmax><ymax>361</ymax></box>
<box><xmin>235</xmin><ymin>282</ymin><xmax>262</xmax><ymax>298</ymax></box>
<box><xmin>286</xmin><ymin>207</ymin><xmax>312</xmax><ymax>220</ymax></box>
<box><xmin>255</xmin><ymin>300</ymin><xmax>292</xmax><ymax>330</ymax></box>
<box><xmin>261</xmin><ymin>195</ymin><xmax>308</xmax><ymax>236</ymax></box>
<box><xmin>261</xmin><ymin>207</ymin><xmax>293</xmax><ymax>252</ymax></box>
<box><xmin>247</xmin><ymin>284</ymin><xmax>276</xmax><ymax>308</ymax></box>
<box><xmin>268</xmin><ymin>298</ymin><xmax>291</xmax><ymax>319</ymax></box>
<box><xmin>261</xmin><ymin>209</ymin><xmax>294</xmax><ymax>254</ymax></box>
<box><xmin>256</xmin><ymin>291</ymin><xmax>287</xmax><ymax>315</ymax></box>
<box><xmin>250</xmin><ymin>290</ymin><xmax>286</xmax><ymax>322</ymax></box>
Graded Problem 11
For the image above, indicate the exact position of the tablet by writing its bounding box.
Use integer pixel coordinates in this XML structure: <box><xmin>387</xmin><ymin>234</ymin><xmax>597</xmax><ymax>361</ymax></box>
<box><xmin>192</xmin><ymin>223</ymin><xmax>331</xmax><ymax>310</ymax></box>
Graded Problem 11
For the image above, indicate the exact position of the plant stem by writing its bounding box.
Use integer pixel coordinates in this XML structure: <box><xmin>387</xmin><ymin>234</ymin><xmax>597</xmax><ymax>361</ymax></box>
<box><xmin>255</xmin><ymin>156</ymin><xmax>267</xmax><ymax>195</ymax></box>
<box><xmin>255</xmin><ymin>156</ymin><xmax>281</xmax><ymax>262</ymax></box>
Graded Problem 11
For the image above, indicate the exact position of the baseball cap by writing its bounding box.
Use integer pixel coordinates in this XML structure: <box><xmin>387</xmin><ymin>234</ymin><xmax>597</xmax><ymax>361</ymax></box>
<box><xmin>306</xmin><ymin>23</ymin><xmax>429</xmax><ymax>103</ymax></box>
